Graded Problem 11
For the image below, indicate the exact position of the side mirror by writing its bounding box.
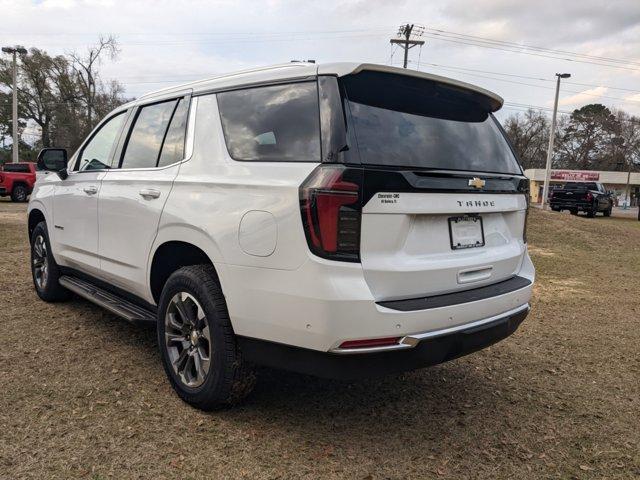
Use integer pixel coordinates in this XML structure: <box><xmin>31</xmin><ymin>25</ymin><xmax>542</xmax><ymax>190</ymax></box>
<box><xmin>37</xmin><ymin>148</ymin><xmax>68</xmax><ymax>179</ymax></box>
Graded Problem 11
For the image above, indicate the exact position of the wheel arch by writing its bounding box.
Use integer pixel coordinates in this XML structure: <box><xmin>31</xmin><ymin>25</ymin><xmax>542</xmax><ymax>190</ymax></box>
<box><xmin>28</xmin><ymin>208</ymin><xmax>47</xmax><ymax>240</ymax></box>
<box><xmin>148</xmin><ymin>233</ymin><xmax>226</xmax><ymax>305</ymax></box>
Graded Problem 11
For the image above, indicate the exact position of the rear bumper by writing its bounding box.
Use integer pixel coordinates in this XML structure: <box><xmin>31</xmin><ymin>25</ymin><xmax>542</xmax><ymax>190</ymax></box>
<box><xmin>238</xmin><ymin>304</ymin><xmax>529</xmax><ymax>380</ymax></box>
<box><xmin>223</xmin><ymin>252</ymin><xmax>535</xmax><ymax>352</ymax></box>
<box><xmin>550</xmin><ymin>201</ymin><xmax>592</xmax><ymax>211</ymax></box>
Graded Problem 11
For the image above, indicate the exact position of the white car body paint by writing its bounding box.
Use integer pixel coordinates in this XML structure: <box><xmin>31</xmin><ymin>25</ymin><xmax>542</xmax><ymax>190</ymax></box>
<box><xmin>28</xmin><ymin>62</ymin><xmax>534</xmax><ymax>358</ymax></box>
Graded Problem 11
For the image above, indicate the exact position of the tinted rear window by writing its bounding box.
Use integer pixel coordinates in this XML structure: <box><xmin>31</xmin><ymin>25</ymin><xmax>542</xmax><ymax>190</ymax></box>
<box><xmin>217</xmin><ymin>82</ymin><xmax>321</xmax><ymax>162</ymax></box>
<box><xmin>2</xmin><ymin>164</ymin><xmax>30</xmax><ymax>173</ymax></box>
<box><xmin>563</xmin><ymin>183</ymin><xmax>597</xmax><ymax>190</ymax></box>
<box><xmin>341</xmin><ymin>72</ymin><xmax>521</xmax><ymax>174</ymax></box>
<box><xmin>121</xmin><ymin>99</ymin><xmax>177</xmax><ymax>169</ymax></box>
<box><xmin>158</xmin><ymin>98</ymin><xmax>190</xmax><ymax>167</ymax></box>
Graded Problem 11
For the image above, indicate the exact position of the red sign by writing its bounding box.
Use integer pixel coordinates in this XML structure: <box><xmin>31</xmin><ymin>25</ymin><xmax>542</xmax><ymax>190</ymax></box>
<box><xmin>550</xmin><ymin>170</ymin><xmax>600</xmax><ymax>181</ymax></box>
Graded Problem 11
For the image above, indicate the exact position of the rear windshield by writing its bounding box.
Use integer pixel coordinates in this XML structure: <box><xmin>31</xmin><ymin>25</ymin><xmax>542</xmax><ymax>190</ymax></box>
<box><xmin>563</xmin><ymin>183</ymin><xmax>597</xmax><ymax>190</ymax></box>
<box><xmin>341</xmin><ymin>72</ymin><xmax>521</xmax><ymax>174</ymax></box>
<box><xmin>2</xmin><ymin>163</ymin><xmax>30</xmax><ymax>173</ymax></box>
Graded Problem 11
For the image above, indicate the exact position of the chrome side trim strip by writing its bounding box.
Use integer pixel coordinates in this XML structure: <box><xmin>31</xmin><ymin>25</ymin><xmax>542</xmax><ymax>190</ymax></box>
<box><xmin>330</xmin><ymin>304</ymin><xmax>530</xmax><ymax>355</ymax></box>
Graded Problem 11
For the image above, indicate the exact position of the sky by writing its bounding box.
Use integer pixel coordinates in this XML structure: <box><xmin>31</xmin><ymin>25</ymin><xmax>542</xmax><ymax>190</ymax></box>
<box><xmin>1</xmin><ymin>0</ymin><xmax>640</xmax><ymax>123</ymax></box>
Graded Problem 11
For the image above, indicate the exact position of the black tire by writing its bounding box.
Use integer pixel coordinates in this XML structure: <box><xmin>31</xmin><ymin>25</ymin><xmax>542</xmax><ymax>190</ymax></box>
<box><xmin>586</xmin><ymin>209</ymin><xmax>595</xmax><ymax>218</ymax></box>
<box><xmin>157</xmin><ymin>265</ymin><xmax>255</xmax><ymax>410</ymax></box>
<box><xmin>551</xmin><ymin>206</ymin><xmax>560</xmax><ymax>212</ymax></box>
<box><xmin>603</xmin><ymin>207</ymin><xmax>612</xmax><ymax>217</ymax></box>
<box><xmin>11</xmin><ymin>184</ymin><xmax>28</xmax><ymax>202</ymax></box>
<box><xmin>570</xmin><ymin>209</ymin><xmax>578</xmax><ymax>215</ymax></box>
<box><xmin>30</xmin><ymin>221</ymin><xmax>71</xmax><ymax>302</ymax></box>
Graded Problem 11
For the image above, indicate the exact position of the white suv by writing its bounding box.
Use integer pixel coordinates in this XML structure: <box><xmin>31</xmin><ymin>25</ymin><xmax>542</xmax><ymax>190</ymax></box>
<box><xmin>29</xmin><ymin>62</ymin><xmax>534</xmax><ymax>410</ymax></box>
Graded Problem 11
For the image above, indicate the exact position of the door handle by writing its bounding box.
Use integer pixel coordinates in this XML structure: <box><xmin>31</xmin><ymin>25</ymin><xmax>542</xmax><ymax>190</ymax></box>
<box><xmin>139</xmin><ymin>188</ymin><xmax>161</xmax><ymax>199</ymax></box>
<box><xmin>83</xmin><ymin>186</ymin><xmax>98</xmax><ymax>195</ymax></box>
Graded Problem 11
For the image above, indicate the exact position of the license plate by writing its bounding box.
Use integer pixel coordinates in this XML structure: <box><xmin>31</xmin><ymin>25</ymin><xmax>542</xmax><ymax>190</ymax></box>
<box><xmin>448</xmin><ymin>216</ymin><xmax>485</xmax><ymax>250</ymax></box>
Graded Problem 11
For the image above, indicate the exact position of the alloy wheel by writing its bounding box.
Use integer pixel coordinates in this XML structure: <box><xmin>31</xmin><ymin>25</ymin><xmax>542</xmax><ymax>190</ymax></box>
<box><xmin>164</xmin><ymin>292</ymin><xmax>211</xmax><ymax>388</ymax></box>
<box><xmin>33</xmin><ymin>235</ymin><xmax>48</xmax><ymax>290</ymax></box>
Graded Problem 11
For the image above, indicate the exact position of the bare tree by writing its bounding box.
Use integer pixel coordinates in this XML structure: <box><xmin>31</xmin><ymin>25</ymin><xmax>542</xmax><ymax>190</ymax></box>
<box><xmin>1</xmin><ymin>37</ymin><xmax>128</xmax><ymax>155</ymax></box>
<box><xmin>69</xmin><ymin>35</ymin><xmax>120</xmax><ymax>132</ymax></box>
<box><xmin>503</xmin><ymin>109</ymin><xmax>549</xmax><ymax>169</ymax></box>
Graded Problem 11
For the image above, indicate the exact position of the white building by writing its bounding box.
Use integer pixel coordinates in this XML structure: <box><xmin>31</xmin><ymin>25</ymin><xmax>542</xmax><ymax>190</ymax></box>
<box><xmin>525</xmin><ymin>169</ymin><xmax>640</xmax><ymax>206</ymax></box>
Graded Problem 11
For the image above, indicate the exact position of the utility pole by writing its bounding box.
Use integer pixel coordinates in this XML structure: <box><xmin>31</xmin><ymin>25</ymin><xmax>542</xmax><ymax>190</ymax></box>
<box><xmin>624</xmin><ymin>161</ymin><xmax>632</xmax><ymax>209</ymax></box>
<box><xmin>2</xmin><ymin>45</ymin><xmax>27</xmax><ymax>163</ymax></box>
<box><xmin>390</xmin><ymin>24</ymin><xmax>425</xmax><ymax>68</ymax></box>
<box><xmin>541</xmin><ymin>72</ymin><xmax>571</xmax><ymax>208</ymax></box>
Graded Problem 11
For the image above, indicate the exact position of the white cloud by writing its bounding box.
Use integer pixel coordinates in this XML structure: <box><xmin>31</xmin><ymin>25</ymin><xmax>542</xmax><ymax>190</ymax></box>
<box><xmin>0</xmin><ymin>0</ymin><xmax>638</xmax><ymax>117</ymax></box>
<box><xmin>559</xmin><ymin>86</ymin><xmax>608</xmax><ymax>106</ymax></box>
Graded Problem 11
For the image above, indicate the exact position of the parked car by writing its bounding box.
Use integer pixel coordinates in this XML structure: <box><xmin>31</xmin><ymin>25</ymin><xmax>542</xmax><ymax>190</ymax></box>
<box><xmin>0</xmin><ymin>162</ymin><xmax>37</xmax><ymax>202</ymax></box>
<box><xmin>549</xmin><ymin>182</ymin><xmax>613</xmax><ymax>217</ymax></box>
<box><xmin>28</xmin><ymin>63</ymin><xmax>534</xmax><ymax>410</ymax></box>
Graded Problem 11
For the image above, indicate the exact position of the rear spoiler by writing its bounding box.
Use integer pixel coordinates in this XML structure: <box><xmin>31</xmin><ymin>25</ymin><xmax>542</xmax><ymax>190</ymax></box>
<box><xmin>318</xmin><ymin>62</ymin><xmax>503</xmax><ymax>113</ymax></box>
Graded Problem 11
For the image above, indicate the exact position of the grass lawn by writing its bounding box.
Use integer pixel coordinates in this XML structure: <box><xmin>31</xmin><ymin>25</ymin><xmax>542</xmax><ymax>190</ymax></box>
<box><xmin>1</xmin><ymin>200</ymin><xmax>638</xmax><ymax>479</ymax></box>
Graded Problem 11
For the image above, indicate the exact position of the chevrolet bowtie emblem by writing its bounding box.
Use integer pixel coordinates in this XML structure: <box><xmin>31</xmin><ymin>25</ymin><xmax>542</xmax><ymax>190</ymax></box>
<box><xmin>468</xmin><ymin>177</ymin><xmax>486</xmax><ymax>189</ymax></box>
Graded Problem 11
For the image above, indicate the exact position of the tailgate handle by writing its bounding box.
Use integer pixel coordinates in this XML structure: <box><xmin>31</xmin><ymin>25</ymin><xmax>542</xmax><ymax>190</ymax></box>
<box><xmin>458</xmin><ymin>266</ymin><xmax>493</xmax><ymax>284</ymax></box>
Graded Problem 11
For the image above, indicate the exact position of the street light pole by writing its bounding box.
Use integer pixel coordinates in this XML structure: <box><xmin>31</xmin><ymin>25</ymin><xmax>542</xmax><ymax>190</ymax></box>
<box><xmin>541</xmin><ymin>72</ymin><xmax>571</xmax><ymax>208</ymax></box>
<box><xmin>2</xmin><ymin>46</ymin><xmax>27</xmax><ymax>163</ymax></box>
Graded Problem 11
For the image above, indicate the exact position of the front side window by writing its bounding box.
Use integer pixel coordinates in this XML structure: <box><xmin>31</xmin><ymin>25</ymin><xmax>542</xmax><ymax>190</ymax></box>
<box><xmin>121</xmin><ymin>100</ymin><xmax>178</xmax><ymax>169</ymax></box>
<box><xmin>76</xmin><ymin>112</ymin><xmax>126</xmax><ymax>171</ymax></box>
<box><xmin>217</xmin><ymin>82</ymin><xmax>321</xmax><ymax>162</ymax></box>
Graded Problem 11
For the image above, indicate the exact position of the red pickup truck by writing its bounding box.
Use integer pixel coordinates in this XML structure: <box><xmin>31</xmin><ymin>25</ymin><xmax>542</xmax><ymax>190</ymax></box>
<box><xmin>0</xmin><ymin>162</ymin><xmax>37</xmax><ymax>202</ymax></box>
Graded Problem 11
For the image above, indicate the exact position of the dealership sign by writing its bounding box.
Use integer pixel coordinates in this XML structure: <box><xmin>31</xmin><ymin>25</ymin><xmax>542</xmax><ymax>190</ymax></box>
<box><xmin>550</xmin><ymin>170</ymin><xmax>600</xmax><ymax>181</ymax></box>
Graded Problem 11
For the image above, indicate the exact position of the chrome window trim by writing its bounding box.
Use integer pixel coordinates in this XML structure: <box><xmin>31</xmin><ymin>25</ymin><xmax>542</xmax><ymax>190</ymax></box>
<box><xmin>71</xmin><ymin>96</ymin><xmax>197</xmax><ymax>174</ymax></box>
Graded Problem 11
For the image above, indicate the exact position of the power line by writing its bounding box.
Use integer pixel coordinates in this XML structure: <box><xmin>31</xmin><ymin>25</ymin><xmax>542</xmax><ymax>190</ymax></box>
<box><xmin>424</xmin><ymin>28</ymin><xmax>640</xmax><ymax>67</ymax></box>
<box><xmin>419</xmin><ymin>31</ymin><xmax>640</xmax><ymax>72</ymax></box>
<box><xmin>502</xmin><ymin>102</ymin><xmax>640</xmax><ymax>125</ymax></box>
<box><xmin>405</xmin><ymin>61</ymin><xmax>640</xmax><ymax>105</ymax></box>
<box><xmin>405</xmin><ymin>61</ymin><xmax>640</xmax><ymax>94</ymax></box>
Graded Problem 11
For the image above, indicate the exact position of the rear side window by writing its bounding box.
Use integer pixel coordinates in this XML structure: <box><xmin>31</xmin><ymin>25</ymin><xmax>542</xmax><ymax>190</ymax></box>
<box><xmin>217</xmin><ymin>82</ymin><xmax>321</xmax><ymax>162</ymax></box>
<box><xmin>158</xmin><ymin>98</ymin><xmax>190</xmax><ymax>167</ymax></box>
<box><xmin>341</xmin><ymin>71</ymin><xmax>521</xmax><ymax>174</ymax></box>
<box><xmin>121</xmin><ymin>100</ymin><xmax>178</xmax><ymax>169</ymax></box>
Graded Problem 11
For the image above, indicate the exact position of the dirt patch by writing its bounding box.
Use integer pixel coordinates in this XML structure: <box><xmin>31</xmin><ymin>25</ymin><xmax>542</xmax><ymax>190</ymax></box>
<box><xmin>0</xmin><ymin>204</ymin><xmax>639</xmax><ymax>479</ymax></box>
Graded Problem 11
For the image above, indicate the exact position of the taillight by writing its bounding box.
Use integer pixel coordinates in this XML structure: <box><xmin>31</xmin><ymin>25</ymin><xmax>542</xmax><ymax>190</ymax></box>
<box><xmin>299</xmin><ymin>165</ymin><xmax>362</xmax><ymax>262</ymax></box>
<box><xmin>586</xmin><ymin>192</ymin><xmax>593</xmax><ymax>202</ymax></box>
<box><xmin>518</xmin><ymin>178</ymin><xmax>530</xmax><ymax>244</ymax></box>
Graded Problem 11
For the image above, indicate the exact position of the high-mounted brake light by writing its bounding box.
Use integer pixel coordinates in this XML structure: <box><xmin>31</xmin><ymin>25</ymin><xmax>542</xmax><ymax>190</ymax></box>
<box><xmin>299</xmin><ymin>165</ymin><xmax>362</xmax><ymax>262</ymax></box>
